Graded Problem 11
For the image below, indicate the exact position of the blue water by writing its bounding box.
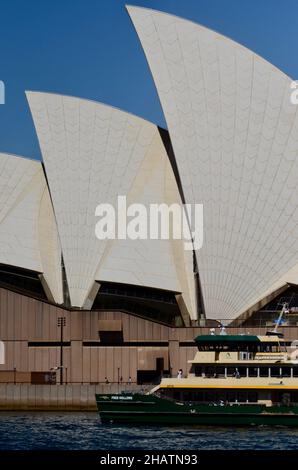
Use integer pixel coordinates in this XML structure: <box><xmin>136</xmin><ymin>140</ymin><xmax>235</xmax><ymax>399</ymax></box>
<box><xmin>0</xmin><ymin>412</ymin><xmax>298</xmax><ymax>450</ymax></box>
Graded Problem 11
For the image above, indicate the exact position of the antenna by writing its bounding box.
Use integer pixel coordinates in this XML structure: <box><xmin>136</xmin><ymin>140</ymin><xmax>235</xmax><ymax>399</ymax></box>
<box><xmin>266</xmin><ymin>302</ymin><xmax>288</xmax><ymax>337</ymax></box>
<box><xmin>273</xmin><ymin>302</ymin><xmax>289</xmax><ymax>333</ymax></box>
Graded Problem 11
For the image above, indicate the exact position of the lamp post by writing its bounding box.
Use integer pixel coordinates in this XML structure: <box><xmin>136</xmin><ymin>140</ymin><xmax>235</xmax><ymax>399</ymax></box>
<box><xmin>57</xmin><ymin>317</ymin><xmax>66</xmax><ymax>385</ymax></box>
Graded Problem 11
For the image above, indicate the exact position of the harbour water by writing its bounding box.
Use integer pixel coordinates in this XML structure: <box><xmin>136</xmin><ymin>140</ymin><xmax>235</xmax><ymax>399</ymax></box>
<box><xmin>0</xmin><ymin>412</ymin><xmax>298</xmax><ymax>450</ymax></box>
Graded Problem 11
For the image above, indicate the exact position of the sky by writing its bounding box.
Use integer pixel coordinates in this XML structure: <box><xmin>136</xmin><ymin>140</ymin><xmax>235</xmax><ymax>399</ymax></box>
<box><xmin>0</xmin><ymin>0</ymin><xmax>298</xmax><ymax>160</ymax></box>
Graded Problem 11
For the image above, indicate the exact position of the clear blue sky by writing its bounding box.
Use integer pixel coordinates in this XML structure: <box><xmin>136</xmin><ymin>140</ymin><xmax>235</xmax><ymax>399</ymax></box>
<box><xmin>0</xmin><ymin>0</ymin><xmax>298</xmax><ymax>160</ymax></box>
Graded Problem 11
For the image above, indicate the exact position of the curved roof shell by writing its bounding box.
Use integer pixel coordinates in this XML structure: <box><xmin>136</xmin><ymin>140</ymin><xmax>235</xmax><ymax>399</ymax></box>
<box><xmin>128</xmin><ymin>6</ymin><xmax>298</xmax><ymax>320</ymax></box>
<box><xmin>27</xmin><ymin>92</ymin><xmax>197</xmax><ymax>318</ymax></box>
<box><xmin>0</xmin><ymin>153</ymin><xmax>63</xmax><ymax>304</ymax></box>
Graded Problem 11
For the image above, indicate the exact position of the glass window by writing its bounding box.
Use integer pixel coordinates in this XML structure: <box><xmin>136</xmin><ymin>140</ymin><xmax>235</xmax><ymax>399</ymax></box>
<box><xmin>248</xmin><ymin>367</ymin><xmax>258</xmax><ymax>377</ymax></box>
<box><xmin>271</xmin><ymin>367</ymin><xmax>281</xmax><ymax>377</ymax></box>
<box><xmin>194</xmin><ymin>391</ymin><xmax>205</xmax><ymax>402</ymax></box>
<box><xmin>205</xmin><ymin>391</ymin><xmax>216</xmax><ymax>402</ymax></box>
<box><xmin>227</xmin><ymin>391</ymin><xmax>237</xmax><ymax>402</ymax></box>
<box><xmin>259</xmin><ymin>367</ymin><xmax>269</xmax><ymax>377</ymax></box>
<box><xmin>216</xmin><ymin>391</ymin><xmax>226</xmax><ymax>402</ymax></box>
<box><xmin>238</xmin><ymin>392</ymin><xmax>247</xmax><ymax>402</ymax></box>
<box><xmin>195</xmin><ymin>366</ymin><xmax>203</xmax><ymax>376</ymax></box>
<box><xmin>238</xmin><ymin>367</ymin><xmax>247</xmax><ymax>377</ymax></box>
<box><xmin>281</xmin><ymin>367</ymin><xmax>291</xmax><ymax>377</ymax></box>
<box><xmin>227</xmin><ymin>367</ymin><xmax>237</xmax><ymax>377</ymax></box>
<box><xmin>247</xmin><ymin>392</ymin><xmax>258</xmax><ymax>403</ymax></box>
<box><xmin>215</xmin><ymin>367</ymin><xmax>225</xmax><ymax>377</ymax></box>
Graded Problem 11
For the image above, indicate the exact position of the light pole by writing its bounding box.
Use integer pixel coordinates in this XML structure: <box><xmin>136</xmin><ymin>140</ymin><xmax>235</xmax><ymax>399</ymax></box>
<box><xmin>57</xmin><ymin>317</ymin><xmax>66</xmax><ymax>385</ymax></box>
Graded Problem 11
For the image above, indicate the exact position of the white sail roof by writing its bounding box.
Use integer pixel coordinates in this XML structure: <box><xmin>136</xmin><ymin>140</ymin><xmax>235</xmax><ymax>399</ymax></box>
<box><xmin>0</xmin><ymin>153</ymin><xmax>63</xmax><ymax>303</ymax></box>
<box><xmin>128</xmin><ymin>6</ymin><xmax>298</xmax><ymax>320</ymax></box>
<box><xmin>27</xmin><ymin>92</ymin><xmax>197</xmax><ymax>318</ymax></box>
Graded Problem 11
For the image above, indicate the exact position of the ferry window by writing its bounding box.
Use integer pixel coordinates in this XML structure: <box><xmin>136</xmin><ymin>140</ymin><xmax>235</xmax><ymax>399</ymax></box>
<box><xmin>270</xmin><ymin>367</ymin><xmax>281</xmax><ymax>377</ymax></box>
<box><xmin>215</xmin><ymin>367</ymin><xmax>225</xmax><ymax>377</ymax></box>
<box><xmin>227</xmin><ymin>391</ymin><xmax>236</xmax><ymax>402</ymax></box>
<box><xmin>227</xmin><ymin>367</ymin><xmax>236</xmax><ymax>377</ymax></box>
<box><xmin>205</xmin><ymin>366</ymin><xmax>215</xmax><ymax>377</ymax></box>
<box><xmin>183</xmin><ymin>391</ymin><xmax>192</xmax><ymax>402</ymax></box>
<box><xmin>173</xmin><ymin>391</ymin><xmax>180</xmax><ymax>400</ymax></box>
<box><xmin>293</xmin><ymin>368</ymin><xmax>298</xmax><ymax>377</ymax></box>
<box><xmin>238</xmin><ymin>392</ymin><xmax>247</xmax><ymax>402</ymax></box>
<box><xmin>259</xmin><ymin>367</ymin><xmax>269</xmax><ymax>377</ymax></box>
<box><xmin>195</xmin><ymin>366</ymin><xmax>203</xmax><ymax>376</ymax></box>
<box><xmin>238</xmin><ymin>367</ymin><xmax>247</xmax><ymax>377</ymax></box>
<box><xmin>217</xmin><ymin>391</ymin><xmax>226</xmax><ymax>402</ymax></box>
<box><xmin>239</xmin><ymin>351</ymin><xmax>248</xmax><ymax>360</ymax></box>
<box><xmin>194</xmin><ymin>391</ymin><xmax>205</xmax><ymax>402</ymax></box>
<box><xmin>248</xmin><ymin>367</ymin><xmax>258</xmax><ymax>377</ymax></box>
<box><xmin>205</xmin><ymin>391</ymin><xmax>216</xmax><ymax>402</ymax></box>
<box><xmin>281</xmin><ymin>367</ymin><xmax>291</xmax><ymax>378</ymax></box>
<box><xmin>247</xmin><ymin>392</ymin><xmax>258</xmax><ymax>403</ymax></box>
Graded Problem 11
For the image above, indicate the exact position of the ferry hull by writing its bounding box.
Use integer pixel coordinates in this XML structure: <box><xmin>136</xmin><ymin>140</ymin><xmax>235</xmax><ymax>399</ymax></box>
<box><xmin>96</xmin><ymin>394</ymin><xmax>298</xmax><ymax>427</ymax></box>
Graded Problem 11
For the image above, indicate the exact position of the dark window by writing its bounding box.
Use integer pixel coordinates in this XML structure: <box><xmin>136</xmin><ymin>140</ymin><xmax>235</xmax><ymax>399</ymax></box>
<box><xmin>0</xmin><ymin>264</ymin><xmax>47</xmax><ymax>300</ymax></box>
<box><xmin>195</xmin><ymin>366</ymin><xmax>203</xmax><ymax>376</ymax></box>
<box><xmin>99</xmin><ymin>331</ymin><xmax>123</xmax><ymax>343</ymax></box>
<box><xmin>281</xmin><ymin>367</ymin><xmax>291</xmax><ymax>378</ymax></box>
<box><xmin>238</xmin><ymin>367</ymin><xmax>247</xmax><ymax>377</ymax></box>
<box><xmin>227</xmin><ymin>367</ymin><xmax>236</xmax><ymax>377</ymax></box>
<box><xmin>238</xmin><ymin>392</ymin><xmax>247</xmax><ymax>402</ymax></box>
<box><xmin>93</xmin><ymin>281</ymin><xmax>184</xmax><ymax>326</ymax></box>
<box><xmin>248</xmin><ymin>367</ymin><xmax>258</xmax><ymax>377</ymax></box>
<box><xmin>271</xmin><ymin>367</ymin><xmax>281</xmax><ymax>377</ymax></box>
<box><xmin>227</xmin><ymin>391</ymin><xmax>237</xmax><ymax>402</ymax></box>
<box><xmin>247</xmin><ymin>392</ymin><xmax>258</xmax><ymax>403</ymax></box>
<box><xmin>259</xmin><ymin>367</ymin><xmax>269</xmax><ymax>377</ymax></box>
<box><xmin>205</xmin><ymin>391</ymin><xmax>216</xmax><ymax>402</ymax></box>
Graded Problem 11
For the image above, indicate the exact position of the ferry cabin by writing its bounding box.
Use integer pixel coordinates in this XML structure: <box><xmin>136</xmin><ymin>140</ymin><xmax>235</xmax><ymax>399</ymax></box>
<box><xmin>155</xmin><ymin>334</ymin><xmax>298</xmax><ymax>407</ymax></box>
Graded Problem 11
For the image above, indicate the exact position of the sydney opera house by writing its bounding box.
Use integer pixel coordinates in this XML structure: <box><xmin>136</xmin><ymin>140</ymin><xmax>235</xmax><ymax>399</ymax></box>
<box><xmin>1</xmin><ymin>7</ymin><xmax>298</xmax><ymax>390</ymax></box>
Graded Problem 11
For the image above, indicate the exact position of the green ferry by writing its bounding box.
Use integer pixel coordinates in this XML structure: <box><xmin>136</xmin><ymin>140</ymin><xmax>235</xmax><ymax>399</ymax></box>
<box><xmin>96</xmin><ymin>316</ymin><xmax>298</xmax><ymax>426</ymax></box>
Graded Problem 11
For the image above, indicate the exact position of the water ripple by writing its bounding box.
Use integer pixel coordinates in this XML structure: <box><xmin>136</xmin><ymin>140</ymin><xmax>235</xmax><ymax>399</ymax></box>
<box><xmin>0</xmin><ymin>412</ymin><xmax>298</xmax><ymax>450</ymax></box>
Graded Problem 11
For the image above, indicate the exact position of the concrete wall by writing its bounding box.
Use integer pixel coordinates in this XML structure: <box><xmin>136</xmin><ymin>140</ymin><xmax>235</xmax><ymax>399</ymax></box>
<box><xmin>0</xmin><ymin>384</ymin><xmax>149</xmax><ymax>410</ymax></box>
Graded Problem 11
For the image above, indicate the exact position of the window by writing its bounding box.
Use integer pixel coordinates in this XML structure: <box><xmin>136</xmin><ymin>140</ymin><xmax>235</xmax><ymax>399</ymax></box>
<box><xmin>238</xmin><ymin>367</ymin><xmax>247</xmax><ymax>377</ymax></box>
<box><xmin>248</xmin><ymin>367</ymin><xmax>258</xmax><ymax>377</ymax></box>
<box><xmin>270</xmin><ymin>367</ymin><xmax>281</xmax><ymax>377</ymax></box>
<box><xmin>205</xmin><ymin>391</ymin><xmax>216</xmax><ymax>402</ymax></box>
<box><xmin>247</xmin><ymin>392</ymin><xmax>258</xmax><ymax>403</ymax></box>
<box><xmin>281</xmin><ymin>367</ymin><xmax>291</xmax><ymax>378</ymax></box>
<box><xmin>227</xmin><ymin>367</ymin><xmax>236</xmax><ymax>377</ymax></box>
<box><xmin>227</xmin><ymin>391</ymin><xmax>237</xmax><ymax>402</ymax></box>
<box><xmin>259</xmin><ymin>367</ymin><xmax>269</xmax><ymax>377</ymax></box>
<box><xmin>238</xmin><ymin>392</ymin><xmax>247</xmax><ymax>402</ymax></box>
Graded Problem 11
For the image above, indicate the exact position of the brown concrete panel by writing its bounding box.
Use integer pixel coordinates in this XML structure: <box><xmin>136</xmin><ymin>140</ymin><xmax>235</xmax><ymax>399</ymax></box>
<box><xmin>70</xmin><ymin>311</ymin><xmax>83</xmax><ymax>340</ymax></box>
<box><xmin>90</xmin><ymin>347</ymin><xmax>98</xmax><ymax>383</ymax></box>
<box><xmin>20</xmin><ymin>341</ymin><xmax>29</xmax><ymax>371</ymax></box>
<box><xmin>82</xmin><ymin>347</ymin><xmax>91</xmax><ymax>383</ymax></box>
<box><xmin>96</xmin><ymin>348</ymin><xmax>107</xmax><ymax>382</ymax></box>
<box><xmin>70</xmin><ymin>341</ymin><xmax>83</xmax><ymax>384</ymax></box>
<box><xmin>129</xmin><ymin>347</ymin><xmax>137</xmax><ymax>382</ymax></box>
<box><xmin>82</xmin><ymin>311</ymin><xmax>91</xmax><ymax>340</ymax></box>
<box><xmin>106</xmin><ymin>347</ymin><xmax>114</xmax><ymax>382</ymax></box>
